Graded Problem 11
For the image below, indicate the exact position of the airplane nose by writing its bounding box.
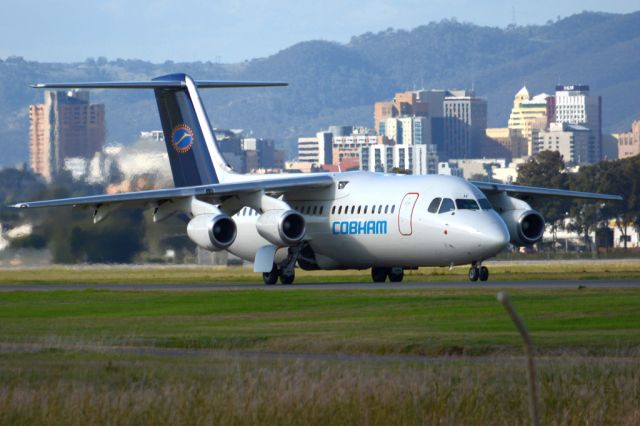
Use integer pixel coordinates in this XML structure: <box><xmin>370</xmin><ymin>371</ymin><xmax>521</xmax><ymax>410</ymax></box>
<box><xmin>481</xmin><ymin>216</ymin><xmax>510</xmax><ymax>253</ymax></box>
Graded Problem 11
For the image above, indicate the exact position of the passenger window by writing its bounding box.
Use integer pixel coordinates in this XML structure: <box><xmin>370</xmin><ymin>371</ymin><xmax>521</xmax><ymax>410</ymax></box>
<box><xmin>478</xmin><ymin>198</ymin><xmax>493</xmax><ymax>210</ymax></box>
<box><xmin>319</xmin><ymin>206</ymin><xmax>324</xmax><ymax>215</ymax></box>
<box><xmin>378</xmin><ymin>205</ymin><xmax>383</xmax><ymax>214</ymax></box>
<box><xmin>364</xmin><ymin>205</ymin><xmax>368</xmax><ymax>214</ymax></box>
<box><xmin>331</xmin><ymin>206</ymin><xmax>336</xmax><ymax>215</ymax></box>
<box><xmin>351</xmin><ymin>206</ymin><xmax>355</xmax><ymax>214</ymax></box>
<box><xmin>384</xmin><ymin>205</ymin><xmax>389</xmax><ymax>214</ymax></box>
<box><xmin>428</xmin><ymin>198</ymin><xmax>442</xmax><ymax>213</ymax></box>
<box><xmin>338</xmin><ymin>206</ymin><xmax>343</xmax><ymax>214</ymax></box>
<box><xmin>313</xmin><ymin>206</ymin><xmax>318</xmax><ymax>215</ymax></box>
<box><xmin>455</xmin><ymin>199</ymin><xmax>480</xmax><ymax>210</ymax></box>
<box><xmin>391</xmin><ymin>205</ymin><xmax>395</xmax><ymax>214</ymax></box>
<box><xmin>439</xmin><ymin>198</ymin><xmax>455</xmax><ymax>214</ymax></box>
<box><xmin>372</xmin><ymin>205</ymin><xmax>376</xmax><ymax>214</ymax></box>
<box><xmin>357</xmin><ymin>206</ymin><xmax>361</xmax><ymax>214</ymax></box>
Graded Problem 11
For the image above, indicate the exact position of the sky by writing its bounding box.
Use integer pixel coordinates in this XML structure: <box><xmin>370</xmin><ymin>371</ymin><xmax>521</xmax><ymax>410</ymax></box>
<box><xmin>1</xmin><ymin>0</ymin><xmax>638</xmax><ymax>64</ymax></box>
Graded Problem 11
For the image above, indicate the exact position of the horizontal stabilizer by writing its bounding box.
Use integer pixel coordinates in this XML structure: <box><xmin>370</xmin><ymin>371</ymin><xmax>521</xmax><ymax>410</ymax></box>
<box><xmin>31</xmin><ymin>81</ymin><xmax>287</xmax><ymax>89</ymax></box>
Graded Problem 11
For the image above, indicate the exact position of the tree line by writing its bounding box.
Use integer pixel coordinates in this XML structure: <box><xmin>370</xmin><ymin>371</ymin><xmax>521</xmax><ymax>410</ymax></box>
<box><xmin>516</xmin><ymin>151</ymin><xmax>640</xmax><ymax>251</ymax></box>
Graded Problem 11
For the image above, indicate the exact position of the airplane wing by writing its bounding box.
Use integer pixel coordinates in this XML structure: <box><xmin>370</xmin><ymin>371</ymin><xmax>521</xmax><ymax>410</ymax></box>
<box><xmin>11</xmin><ymin>174</ymin><xmax>334</xmax><ymax>209</ymax></box>
<box><xmin>470</xmin><ymin>181</ymin><xmax>622</xmax><ymax>201</ymax></box>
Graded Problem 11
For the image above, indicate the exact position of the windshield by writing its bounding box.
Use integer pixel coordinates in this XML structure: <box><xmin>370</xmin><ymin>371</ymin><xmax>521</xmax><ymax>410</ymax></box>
<box><xmin>455</xmin><ymin>199</ymin><xmax>480</xmax><ymax>210</ymax></box>
<box><xmin>478</xmin><ymin>198</ymin><xmax>493</xmax><ymax>210</ymax></box>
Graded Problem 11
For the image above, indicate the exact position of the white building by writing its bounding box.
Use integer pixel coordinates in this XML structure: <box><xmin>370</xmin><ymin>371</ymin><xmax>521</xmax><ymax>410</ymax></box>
<box><xmin>534</xmin><ymin>122</ymin><xmax>593</xmax><ymax>165</ymax></box>
<box><xmin>446</xmin><ymin>158</ymin><xmax>508</xmax><ymax>180</ymax></box>
<box><xmin>554</xmin><ymin>85</ymin><xmax>602</xmax><ymax>162</ymax></box>
<box><xmin>360</xmin><ymin>144</ymin><xmax>437</xmax><ymax>175</ymax></box>
<box><xmin>297</xmin><ymin>131</ymin><xmax>333</xmax><ymax>166</ymax></box>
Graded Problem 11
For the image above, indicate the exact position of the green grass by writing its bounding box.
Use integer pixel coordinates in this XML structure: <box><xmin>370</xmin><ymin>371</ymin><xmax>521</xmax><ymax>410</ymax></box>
<box><xmin>1</xmin><ymin>259</ymin><xmax>639</xmax><ymax>285</ymax></box>
<box><xmin>1</xmin><ymin>268</ymin><xmax>639</xmax><ymax>424</ymax></box>
<box><xmin>0</xmin><ymin>288</ymin><xmax>638</xmax><ymax>355</ymax></box>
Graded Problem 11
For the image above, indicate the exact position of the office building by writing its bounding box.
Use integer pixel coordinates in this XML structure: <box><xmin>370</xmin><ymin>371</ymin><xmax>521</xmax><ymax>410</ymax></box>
<box><xmin>331</xmin><ymin>127</ymin><xmax>377</xmax><ymax>167</ymax></box>
<box><xmin>533</xmin><ymin>122</ymin><xmax>593</xmax><ymax>164</ymax></box>
<box><xmin>360</xmin><ymin>144</ymin><xmax>437</xmax><ymax>175</ymax></box>
<box><xmin>443</xmin><ymin>90</ymin><xmax>487</xmax><ymax>159</ymax></box>
<box><xmin>507</xmin><ymin>87</ymin><xmax>551</xmax><ymax>155</ymax></box>
<box><xmin>554</xmin><ymin>85</ymin><xmax>602</xmax><ymax>161</ymax></box>
<box><xmin>615</xmin><ymin>119</ymin><xmax>640</xmax><ymax>159</ymax></box>
<box><xmin>30</xmin><ymin>90</ymin><xmax>105</xmax><ymax>181</ymax></box>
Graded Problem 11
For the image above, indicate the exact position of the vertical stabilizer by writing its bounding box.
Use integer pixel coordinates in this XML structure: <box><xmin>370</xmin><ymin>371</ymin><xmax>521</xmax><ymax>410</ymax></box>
<box><xmin>153</xmin><ymin>73</ymin><xmax>235</xmax><ymax>187</ymax></box>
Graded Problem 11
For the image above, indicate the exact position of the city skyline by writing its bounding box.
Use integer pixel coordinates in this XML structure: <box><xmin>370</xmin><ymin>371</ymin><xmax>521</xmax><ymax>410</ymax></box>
<box><xmin>1</xmin><ymin>1</ymin><xmax>638</xmax><ymax>63</ymax></box>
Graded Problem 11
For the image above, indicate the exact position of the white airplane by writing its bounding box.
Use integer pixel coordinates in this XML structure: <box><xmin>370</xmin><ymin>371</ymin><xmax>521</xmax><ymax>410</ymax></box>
<box><xmin>12</xmin><ymin>74</ymin><xmax>621</xmax><ymax>284</ymax></box>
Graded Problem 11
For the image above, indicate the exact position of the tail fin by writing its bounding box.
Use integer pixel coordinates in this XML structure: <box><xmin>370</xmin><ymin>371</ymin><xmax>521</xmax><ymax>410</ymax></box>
<box><xmin>32</xmin><ymin>74</ymin><xmax>287</xmax><ymax>187</ymax></box>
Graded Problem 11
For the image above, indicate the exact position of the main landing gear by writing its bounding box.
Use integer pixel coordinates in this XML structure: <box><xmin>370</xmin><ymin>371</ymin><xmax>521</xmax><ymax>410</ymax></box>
<box><xmin>371</xmin><ymin>267</ymin><xmax>404</xmax><ymax>283</ymax></box>
<box><xmin>468</xmin><ymin>262</ymin><xmax>489</xmax><ymax>282</ymax></box>
<box><xmin>262</xmin><ymin>247</ymin><xmax>299</xmax><ymax>285</ymax></box>
<box><xmin>262</xmin><ymin>264</ymin><xmax>295</xmax><ymax>285</ymax></box>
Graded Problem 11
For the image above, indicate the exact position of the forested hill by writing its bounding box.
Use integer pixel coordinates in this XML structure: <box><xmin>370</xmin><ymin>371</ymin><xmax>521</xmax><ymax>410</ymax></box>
<box><xmin>1</xmin><ymin>11</ymin><xmax>639</xmax><ymax>167</ymax></box>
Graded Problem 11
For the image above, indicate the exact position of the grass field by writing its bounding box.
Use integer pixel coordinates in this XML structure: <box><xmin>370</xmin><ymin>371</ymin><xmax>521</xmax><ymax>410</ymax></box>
<box><xmin>1</xmin><ymin>258</ymin><xmax>640</xmax><ymax>285</ymax></box>
<box><xmin>0</xmin><ymin>262</ymin><xmax>639</xmax><ymax>424</ymax></box>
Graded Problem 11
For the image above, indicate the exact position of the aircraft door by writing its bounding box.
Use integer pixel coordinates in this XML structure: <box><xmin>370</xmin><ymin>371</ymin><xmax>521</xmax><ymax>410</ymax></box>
<box><xmin>398</xmin><ymin>192</ymin><xmax>419</xmax><ymax>236</ymax></box>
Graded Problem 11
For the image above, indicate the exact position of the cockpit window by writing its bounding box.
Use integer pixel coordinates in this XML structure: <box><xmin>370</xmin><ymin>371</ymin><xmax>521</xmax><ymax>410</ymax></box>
<box><xmin>478</xmin><ymin>198</ymin><xmax>493</xmax><ymax>210</ymax></box>
<box><xmin>439</xmin><ymin>198</ymin><xmax>455</xmax><ymax>214</ymax></box>
<box><xmin>456</xmin><ymin>199</ymin><xmax>480</xmax><ymax>210</ymax></box>
<box><xmin>428</xmin><ymin>198</ymin><xmax>441</xmax><ymax>213</ymax></box>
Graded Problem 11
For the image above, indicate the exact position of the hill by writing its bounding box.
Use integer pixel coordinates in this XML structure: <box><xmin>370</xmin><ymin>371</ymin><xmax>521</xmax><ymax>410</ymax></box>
<box><xmin>0</xmin><ymin>11</ymin><xmax>639</xmax><ymax>167</ymax></box>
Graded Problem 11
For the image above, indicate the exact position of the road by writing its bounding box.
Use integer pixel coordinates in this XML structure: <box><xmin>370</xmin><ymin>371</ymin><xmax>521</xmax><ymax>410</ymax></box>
<box><xmin>0</xmin><ymin>279</ymin><xmax>639</xmax><ymax>292</ymax></box>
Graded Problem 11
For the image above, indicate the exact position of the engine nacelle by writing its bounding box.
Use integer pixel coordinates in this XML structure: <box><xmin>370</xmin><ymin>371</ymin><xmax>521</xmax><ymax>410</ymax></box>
<box><xmin>500</xmin><ymin>209</ymin><xmax>545</xmax><ymax>246</ymax></box>
<box><xmin>256</xmin><ymin>209</ymin><xmax>306</xmax><ymax>246</ymax></box>
<box><xmin>187</xmin><ymin>212</ymin><xmax>237</xmax><ymax>251</ymax></box>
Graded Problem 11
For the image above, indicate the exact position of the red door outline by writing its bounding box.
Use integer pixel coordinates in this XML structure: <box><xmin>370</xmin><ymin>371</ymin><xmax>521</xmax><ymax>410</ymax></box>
<box><xmin>398</xmin><ymin>192</ymin><xmax>419</xmax><ymax>236</ymax></box>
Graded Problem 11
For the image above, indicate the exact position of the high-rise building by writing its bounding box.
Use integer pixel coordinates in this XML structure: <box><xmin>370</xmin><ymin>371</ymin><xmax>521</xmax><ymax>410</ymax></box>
<box><xmin>554</xmin><ymin>85</ymin><xmax>602</xmax><ymax>162</ymax></box>
<box><xmin>30</xmin><ymin>90</ymin><xmax>105</xmax><ymax>181</ymax></box>
<box><xmin>443</xmin><ymin>90</ymin><xmax>487</xmax><ymax>159</ymax></box>
<box><xmin>373</xmin><ymin>91</ymin><xmax>428</xmax><ymax>135</ymax></box>
<box><xmin>615</xmin><ymin>119</ymin><xmax>640</xmax><ymax>159</ymax></box>
<box><xmin>507</xmin><ymin>87</ymin><xmax>551</xmax><ymax>155</ymax></box>
<box><xmin>533</xmin><ymin>122</ymin><xmax>593</xmax><ymax>164</ymax></box>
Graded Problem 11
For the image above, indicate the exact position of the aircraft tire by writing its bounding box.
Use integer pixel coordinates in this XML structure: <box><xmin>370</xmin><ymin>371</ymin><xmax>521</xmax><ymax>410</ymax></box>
<box><xmin>280</xmin><ymin>270</ymin><xmax>295</xmax><ymax>285</ymax></box>
<box><xmin>389</xmin><ymin>268</ymin><xmax>404</xmax><ymax>283</ymax></box>
<box><xmin>371</xmin><ymin>267</ymin><xmax>389</xmax><ymax>283</ymax></box>
<box><xmin>263</xmin><ymin>264</ymin><xmax>279</xmax><ymax>285</ymax></box>
<box><xmin>468</xmin><ymin>266</ymin><xmax>479</xmax><ymax>282</ymax></box>
<box><xmin>479</xmin><ymin>266</ymin><xmax>489</xmax><ymax>282</ymax></box>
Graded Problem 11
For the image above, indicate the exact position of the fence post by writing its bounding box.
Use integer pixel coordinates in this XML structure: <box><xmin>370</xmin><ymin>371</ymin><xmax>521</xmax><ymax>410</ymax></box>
<box><xmin>497</xmin><ymin>291</ymin><xmax>540</xmax><ymax>426</ymax></box>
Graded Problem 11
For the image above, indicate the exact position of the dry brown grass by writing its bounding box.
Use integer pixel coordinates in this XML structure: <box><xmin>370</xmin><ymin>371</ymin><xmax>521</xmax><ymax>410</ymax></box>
<box><xmin>0</xmin><ymin>351</ymin><xmax>638</xmax><ymax>425</ymax></box>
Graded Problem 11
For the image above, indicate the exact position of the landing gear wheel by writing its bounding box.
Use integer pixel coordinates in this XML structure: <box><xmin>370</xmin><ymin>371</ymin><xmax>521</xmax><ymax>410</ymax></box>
<box><xmin>371</xmin><ymin>267</ymin><xmax>388</xmax><ymax>283</ymax></box>
<box><xmin>468</xmin><ymin>266</ymin><xmax>479</xmax><ymax>282</ymax></box>
<box><xmin>479</xmin><ymin>266</ymin><xmax>489</xmax><ymax>282</ymax></box>
<box><xmin>279</xmin><ymin>269</ymin><xmax>295</xmax><ymax>285</ymax></box>
<box><xmin>389</xmin><ymin>268</ymin><xmax>404</xmax><ymax>283</ymax></box>
<box><xmin>263</xmin><ymin>264</ymin><xmax>279</xmax><ymax>285</ymax></box>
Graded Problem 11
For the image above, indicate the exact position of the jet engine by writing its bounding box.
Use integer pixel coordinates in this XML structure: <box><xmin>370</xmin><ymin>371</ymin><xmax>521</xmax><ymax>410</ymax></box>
<box><xmin>256</xmin><ymin>209</ymin><xmax>306</xmax><ymax>246</ymax></box>
<box><xmin>500</xmin><ymin>208</ymin><xmax>545</xmax><ymax>246</ymax></box>
<box><xmin>187</xmin><ymin>212</ymin><xmax>237</xmax><ymax>251</ymax></box>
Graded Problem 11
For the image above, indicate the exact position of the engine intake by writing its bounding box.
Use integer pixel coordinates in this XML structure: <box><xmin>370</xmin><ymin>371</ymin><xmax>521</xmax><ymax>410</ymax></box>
<box><xmin>500</xmin><ymin>209</ymin><xmax>545</xmax><ymax>246</ymax></box>
<box><xmin>256</xmin><ymin>209</ymin><xmax>306</xmax><ymax>246</ymax></box>
<box><xmin>187</xmin><ymin>213</ymin><xmax>237</xmax><ymax>251</ymax></box>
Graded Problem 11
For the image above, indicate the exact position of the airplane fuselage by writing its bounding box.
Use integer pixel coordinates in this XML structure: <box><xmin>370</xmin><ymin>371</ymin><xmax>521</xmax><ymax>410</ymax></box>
<box><xmin>229</xmin><ymin>172</ymin><xmax>510</xmax><ymax>269</ymax></box>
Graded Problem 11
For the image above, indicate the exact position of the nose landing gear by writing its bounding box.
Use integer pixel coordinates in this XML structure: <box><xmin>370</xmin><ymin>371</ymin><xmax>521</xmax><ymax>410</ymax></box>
<box><xmin>468</xmin><ymin>263</ymin><xmax>489</xmax><ymax>282</ymax></box>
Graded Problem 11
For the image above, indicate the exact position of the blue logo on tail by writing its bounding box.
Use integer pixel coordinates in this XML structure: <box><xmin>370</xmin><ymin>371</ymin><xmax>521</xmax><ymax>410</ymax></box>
<box><xmin>171</xmin><ymin>124</ymin><xmax>194</xmax><ymax>153</ymax></box>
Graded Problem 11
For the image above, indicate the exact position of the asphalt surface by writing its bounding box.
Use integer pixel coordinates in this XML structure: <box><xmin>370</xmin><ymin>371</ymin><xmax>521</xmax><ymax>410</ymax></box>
<box><xmin>0</xmin><ymin>279</ymin><xmax>639</xmax><ymax>292</ymax></box>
